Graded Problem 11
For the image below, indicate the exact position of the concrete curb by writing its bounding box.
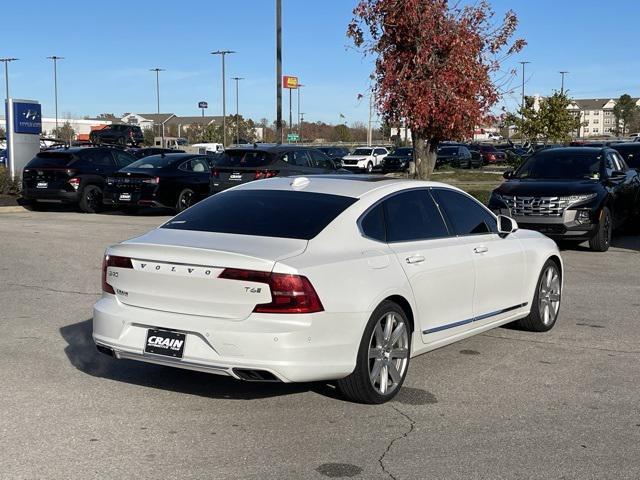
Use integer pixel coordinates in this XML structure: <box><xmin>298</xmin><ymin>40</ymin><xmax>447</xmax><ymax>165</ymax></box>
<box><xmin>0</xmin><ymin>206</ymin><xmax>28</xmax><ymax>213</ymax></box>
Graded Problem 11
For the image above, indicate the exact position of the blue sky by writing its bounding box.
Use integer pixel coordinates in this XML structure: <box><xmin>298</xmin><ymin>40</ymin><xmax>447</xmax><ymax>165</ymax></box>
<box><xmin>2</xmin><ymin>0</ymin><xmax>639</xmax><ymax>124</ymax></box>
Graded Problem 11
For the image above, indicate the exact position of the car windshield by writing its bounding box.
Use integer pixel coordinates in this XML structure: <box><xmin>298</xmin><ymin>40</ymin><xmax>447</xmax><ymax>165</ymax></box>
<box><xmin>352</xmin><ymin>148</ymin><xmax>372</xmax><ymax>156</ymax></box>
<box><xmin>27</xmin><ymin>151</ymin><xmax>76</xmax><ymax>167</ymax></box>
<box><xmin>393</xmin><ymin>148</ymin><xmax>412</xmax><ymax>156</ymax></box>
<box><xmin>438</xmin><ymin>147</ymin><xmax>458</xmax><ymax>155</ymax></box>
<box><xmin>121</xmin><ymin>155</ymin><xmax>177</xmax><ymax>170</ymax></box>
<box><xmin>514</xmin><ymin>151</ymin><xmax>602</xmax><ymax>180</ymax></box>
<box><xmin>215</xmin><ymin>150</ymin><xmax>273</xmax><ymax>168</ymax></box>
<box><xmin>162</xmin><ymin>190</ymin><xmax>358</xmax><ymax>240</ymax></box>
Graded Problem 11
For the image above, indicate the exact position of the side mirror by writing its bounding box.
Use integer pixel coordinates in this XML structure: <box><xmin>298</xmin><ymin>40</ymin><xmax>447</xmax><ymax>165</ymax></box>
<box><xmin>503</xmin><ymin>170</ymin><xmax>514</xmax><ymax>179</ymax></box>
<box><xmin>497</xmin><ymin>215</ymin><xmax>518</xmax><ymax>235</ymax></box>
<box><xmin>610</xmin><ymin>170</ymin><xmax>626</xmax><ymax>178</ymax></box>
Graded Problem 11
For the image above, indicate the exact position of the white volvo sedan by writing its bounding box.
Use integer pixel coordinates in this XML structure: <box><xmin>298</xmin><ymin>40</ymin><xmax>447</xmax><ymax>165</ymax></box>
<box><xmin>93</xmin><ymin>175</ymin><xmax>563</xmax><ymax>403</ymax></box>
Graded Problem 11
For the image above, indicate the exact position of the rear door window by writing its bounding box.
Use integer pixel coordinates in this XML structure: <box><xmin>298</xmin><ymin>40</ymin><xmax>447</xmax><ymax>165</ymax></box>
<box><xmin>26</xmin><ymin>152</ymin><xmax>75</xmax><ymax>168</ymax></box>
<box><xmin>432</xmin><ymin>188</ymin><xmax>497</xmax><ymax>236</ymax></box>
<box><xmin>360</xmin><ymin>204</ymin><xmax>386</xmax><ymax>242</ymax></box>
<box><xmin>113</xmin><ymin>150</ymin><xmax>136</xmax><ymax>168</ymax></box>
<box><xmin>382</xmin><ymin>190</ymin><xmax>449</xmax><ymax>242</ymax></box>
<box><xmin>162</xmin><ymin>190</ymin><xmax>358</xmax><ymax>240</ymax></box>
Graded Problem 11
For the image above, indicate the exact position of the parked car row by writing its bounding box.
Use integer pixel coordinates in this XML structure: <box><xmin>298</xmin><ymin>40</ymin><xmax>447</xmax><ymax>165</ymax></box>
<box><xmin>21</xmin><ymin>144</ymin><xmax>347</xmax><ymax>213</ymax></box>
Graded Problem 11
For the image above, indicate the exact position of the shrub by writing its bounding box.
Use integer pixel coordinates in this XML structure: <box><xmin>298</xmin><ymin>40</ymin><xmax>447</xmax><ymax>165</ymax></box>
<box><xmin>0</xmin><ymin>166</ymin><xmax>21</xmax><ymax>195</ymax></box>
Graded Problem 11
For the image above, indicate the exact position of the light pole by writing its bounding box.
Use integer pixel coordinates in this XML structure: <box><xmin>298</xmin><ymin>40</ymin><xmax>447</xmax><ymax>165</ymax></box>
<box><xmin>0</xmin><ymin>58</ymin><xmax>18</xmax><ymax>111</ymax></box>
<box><xmin>559</xmin><ymin>71</ymin><xmax>569</xmax><ymax>94</ymax></box>
<box><xmin>150</xmin><ymin>68</ymin><xmax>164</xmax><ymax>146</ymax></box>
<box><xmin>211</xmin><ymin>50</ymin><xmax>235</xmax><ymax>147</ymax></box>
<box><xmin>519</xmin><ymin>61</ymin><xmax>531</xmax><ymax>121</ymax></box>
<box><xmin>276</xmin><ymin>0</ymin><xmax>283</xmax><ymax>144</ymax></box>
<box><xmin>299</xmin><ymin>112</ymin><xmax>305</xmax><ymax>142</ymax></box>
<box><xmin>231</xmin><ymin>76</ymin><xmax>244</xmax><ymax>145</ymax></box>
<box><xmin>46</xmin><ymin>56</ymin><xmax>64</xmax><ymax>135</ymax></box>
<box><xmin>297</xmin><ymin>84</ymin><xmax>304</xmax><ymax>142</ymax></box>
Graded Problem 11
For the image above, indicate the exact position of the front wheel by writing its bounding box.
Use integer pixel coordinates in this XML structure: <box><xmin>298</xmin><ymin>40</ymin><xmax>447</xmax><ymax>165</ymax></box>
<box><xmin>366</xmin><ymin>161</ymin><xmax>373</xmax><ymax>174</ymax></box>
<box><xmin>337</xmin><ymin>301</ymin><xmax>411</xmax><ymax>404</ymax></box>
<box><xmin>588</xmin><ymin>206</ymin><xmax>612</xmax><ymax>252</ymax></box>
<box><xmin>516</xmin><ymin>259</ymin><xmax>561</xmax><ymax>332</ymax></box>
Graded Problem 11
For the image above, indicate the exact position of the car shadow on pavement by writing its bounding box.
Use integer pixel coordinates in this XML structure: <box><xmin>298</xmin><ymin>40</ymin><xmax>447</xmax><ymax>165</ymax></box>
<box><xmin>60</xmin><ymin>318</ymin><xmax>343</xmax><ymax>401</ymax></box>
<box><xmin>557</xmin><ymin>234</ymin><xmax>640</xmax><ymax>253</ymax></box>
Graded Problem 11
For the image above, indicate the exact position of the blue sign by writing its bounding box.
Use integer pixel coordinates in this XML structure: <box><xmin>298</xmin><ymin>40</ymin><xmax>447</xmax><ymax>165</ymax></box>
<box><xmin>198</xmin><ymin>101</ymin><xmax>208</xmax><ymax>109</ymax></box>
<box><xmin>13</xmin><ymin>102</ymin><xmax>42</xmax><ymax>135</ymax></box>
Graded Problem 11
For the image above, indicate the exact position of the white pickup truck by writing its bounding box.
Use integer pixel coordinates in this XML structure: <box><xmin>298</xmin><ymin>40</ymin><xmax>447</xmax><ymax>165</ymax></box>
<box><xmin>341</xmin><ymin>146</ymin><xmax>389</xmax><ymax>173</ymax></box>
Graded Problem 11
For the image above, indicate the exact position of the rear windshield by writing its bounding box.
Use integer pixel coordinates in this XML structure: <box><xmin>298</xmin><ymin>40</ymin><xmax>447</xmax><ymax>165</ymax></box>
<box><xmin>216</xmin><ymin>150</ymin><xmax>273</xmax><ymax>168</ymax></box>
<box><xmin>121</xmin><ymin>155</ymin><xmax>177</xmax><ymax>170</ymax></box>
<box><xmin>162</xmin><ymin>190</ymin><xmax>358</xmax><ymax>240</ymax></box>
<box><xmin>438</xmin><ymin>147</ymin><xmax>458</xmax><ymax>155</ymax></box>
<box><xmin>393</xmin><ymin>148</ymin><xmax>413</xmax><ymax>156</ymax></box>
<box><xmin>27</xmin><ymin>151</ymin><xmax>75</xmax><ymax>167</ymax></box>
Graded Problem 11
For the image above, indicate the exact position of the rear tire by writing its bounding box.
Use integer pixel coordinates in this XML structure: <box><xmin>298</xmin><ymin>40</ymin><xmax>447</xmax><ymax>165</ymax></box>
<box><xmin>588</xmin><ymin>207</ymin><xmax>612</xmax><ymax>252</ymax></box>
<box><xmin>175</xmin><ymin>188</ymin><xmax>195</xmax><ymax>212</ymax></box>
<box><xmin>337</xmin><ymin>300</ymin><xmax>411</xmax><ymax>404</ymax></box>
<box><xmin>516</xmin><ymin>259</ymin><xmax>561</xmax><ymax>332</ymax></box>
<box><xmin>79</xmin><ymin>185</ymin><xmax>103</xmax><ymax>213</ymax></box>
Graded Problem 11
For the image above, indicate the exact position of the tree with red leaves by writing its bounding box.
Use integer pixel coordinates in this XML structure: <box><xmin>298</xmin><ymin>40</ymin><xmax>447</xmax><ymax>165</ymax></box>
<box><xmin>348</xmin><ymin>0</ymin><xmax>526</xmax><ymax>179</ymax></box>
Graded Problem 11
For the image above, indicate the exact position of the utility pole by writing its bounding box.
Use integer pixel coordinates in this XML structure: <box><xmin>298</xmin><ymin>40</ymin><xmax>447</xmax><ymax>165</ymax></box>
<box><xmin>297</xmin><ymin>84</ymin><xmax>304</xmax><ymax>142</ymax></box>
<box><xmin>150</xmin><ymin>68</ymin><xmax>164</xmax><ymax>146</ymax></box>
<box><xmin>559</xmin><ymin>71</ymin><xmax>569</xmax><ymax>95</ymax></box>
<box><xmin>231</xmin><ymin>77</ymin><xmax>244</xmax><ymax>145</ymax></box>
<box><xmin>211</xmin><ymin>50</ymin><xmax>235</xmax><ymax>147</ymax></box>
<box><xmin>46</xmin><ymin>56</ymin><xmax>64</xmax><ymax>135</ymax></box>
<box><xmin>0</xmin><ymin>58</ymin><xmax>18</xmax><ymax>109</ymax></box>
<box><xmin>367</xmin><ymin>92</ymin><xmax>373</xmax><ymax>146</ymax></box>
<box><xmin>276</xmin><ymin>0</ymin><xmax>283</xmax><ymax>143</ymax></box>
<box><xmin>299</xmin><ymin>112</ymin><xmax>305</xmax><ymax>143</ymax></box>
<box><xmin>519</xmin><ymin>61</ymin><xmax>531</xmax><ymax>121</ymax></box>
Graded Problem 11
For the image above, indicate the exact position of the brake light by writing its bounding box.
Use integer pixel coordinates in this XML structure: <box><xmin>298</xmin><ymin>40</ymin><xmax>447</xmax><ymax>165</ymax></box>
<box><xmin>254</xmin><ymin>170</ymin><xmax>279</xmax><ymax>180</ymax></box>
<box><xmin>142</xmin><ymin>176</ymin><xmax>160</xmax><ymax>184</ymax></box>
<box><xmin>68</xmin><ymin>177</ymin><xmax>81</xmax><ymax>190</ymax></box>
<box><xmin>218</xmin><ymin>268</ymin><xmax>324</xmax><ymax>314</ymax></box>
<box><xmin>488</xmin><ymin>154</ymin><xmax>496</xmax><ymax>161</ymax></box>
<box><xmin>102</xmin><ymin>255</ymin><xmax>133</xmax><ymax>294</ymax></box>
<box><xmin>211</xmin><ymin>169</ymin><xmax>220</xmax><ymax>178</ymax></box>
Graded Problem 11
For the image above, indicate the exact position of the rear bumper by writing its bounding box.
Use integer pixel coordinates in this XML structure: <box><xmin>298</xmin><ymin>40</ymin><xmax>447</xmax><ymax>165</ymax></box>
<box><xmin>22</xmin><ymin>188</ymin><xmax>79</xmax><ymax>203</ymax></box>
<box><xmin>92</xmin><ymin>295</ymin><xmax>367</xmax><ymax>383</ymax></box>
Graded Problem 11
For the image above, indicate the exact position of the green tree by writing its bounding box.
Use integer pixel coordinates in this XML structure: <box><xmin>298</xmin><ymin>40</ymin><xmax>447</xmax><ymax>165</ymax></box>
<box><xmin>51</xmin><ymin>121</ymin><xmax>76</xmax><ymax>144</ymax></box>
<box><xmin>331</xmin><ymin>124</ymin><xmax>351</xmax><ymax>142</ymax></box>
<box><xmin>510</xmin><ymin>92</ymin><xmax>580</xmax><ymax>144</ymax></box>
<box><xmin>613</xmin><ymin>94</ymin><xmax>639</xmax><ymax>136</ymax></box>
<box><xmin>201</xmin><ymin>116</ymin><xmax>257</xmax><ymax>144</ymax></box>
<box><xmin>142</xmin><ymin>128</ymin><xmax>155</xmax><ymax>146</ymax></box>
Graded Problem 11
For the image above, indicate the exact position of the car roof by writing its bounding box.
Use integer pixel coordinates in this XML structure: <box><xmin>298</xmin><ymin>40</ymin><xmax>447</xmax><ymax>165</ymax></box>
<box><xmin>225</xmin><ymin>144</ymin><xmax>314</xmax><ymax>153</ymax></box>
<box><xmin>139</xmin><ymin>153</ymin><xmax>203</xmax><ymax>161</ymax></box>
<box><xmin>230</xmin><ymin>174</ymin><xmax>464</xmax><ymax>199</ymax></box>
<box><xmin>536</xmin><ymin>147</ymin><xmax>608</xmax><ymax>154</ymax></box>
<box><xmin>40</xmin><ymin>146</ymin><xmax>110</xmax><ymax>154</ymax></box>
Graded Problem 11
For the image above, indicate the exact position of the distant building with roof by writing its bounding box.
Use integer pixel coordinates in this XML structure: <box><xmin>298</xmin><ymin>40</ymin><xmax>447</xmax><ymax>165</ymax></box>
<box><xmin>567</xmin><ymin>97</ymin><xmax>640</xmax><ymax>137</ymax></box>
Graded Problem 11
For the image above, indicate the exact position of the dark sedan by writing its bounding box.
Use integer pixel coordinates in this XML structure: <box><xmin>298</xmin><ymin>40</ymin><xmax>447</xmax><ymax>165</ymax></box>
<box><xmin>103</xmin><ymin>153</ymin><xmax>213</xmax><ymax>212</ymax></box>
<box><xmin>316</xmin><ymin>146</ymin><xmax>350</xmax><ymax>168</ymax></box>
<box><xmin>127</xmin><ymin>147</ymin><xmax>185</xmax><ymax>159</ymax></box>
<box><xmin>381</xmin><ymin>147</ymin><xmax>413</xmax><ymax>172</ymax></box>
<box><xmin>489</xmin><ymin>147</ymin><xmax>640</xmax><ymax>252</ymax></box>
<box><xmin>449</xmin><ymin>146</ymin><xmax>482</xmax><ymax>169</ymax></box>
<box><xmin>210</xmin><ymin>144</ymin><xmax>342</xmax><ymax>194</ymax></box>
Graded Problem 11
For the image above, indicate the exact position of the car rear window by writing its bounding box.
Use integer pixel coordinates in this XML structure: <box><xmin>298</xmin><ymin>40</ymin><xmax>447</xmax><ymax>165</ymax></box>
<box><xmin>26</xmin><ymin>151</ymin><xmax>76</xmax><ymax>167</ymax></box>
<box><xmin>216</xmin><ymin>150</ymin><xmax>273</xmax><ymax>168</ymax></box>
<box><xmin>121</xmin><ymin>155</ymin><xmax>178</xmax><ymax>170</ymax></box>
<box><xmin>162</xmin><ymin>190</ymin><xmax>358</xmax><ymax>240</ymax></box>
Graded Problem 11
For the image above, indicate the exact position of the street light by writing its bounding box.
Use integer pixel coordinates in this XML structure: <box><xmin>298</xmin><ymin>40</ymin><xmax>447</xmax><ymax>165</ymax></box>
<box><xmin>211</xmin><ymin>50</ymin><xmax>236</xmax><ymax>147</ymax></box>
<box><xmin>0</xmin><ymin>58</ymin><xmax>19</xmax><ymax>110</ymax></box>
<box><xmin>299</xmin><ymin>112</ymin><xmax>305</xmax><ymax>142</ymax></box>
<box><xmin>46</xmin><ymin>56</ymin><xmax>64</xmax><ymax>135</ymax></box>
<box><xmin>519</xmin><ymin>61</ymin><xmax>531</xmax><ymax>120</ymax></box>
<box><xmin>231</xmin><ymin>76</ymin><xmax>244</xmax><ymax>145</ymax></box>
<box><xmin>150</xmin><ymin>68</ymin><xmax>164</xmax><ymax>146</ymax></box>
<box><xmin>559</xmin><ymin>71</ymin><xmax>569</xmax><ymax>94</ymax></box>
<box><xmin>297</xmin><ymin>84</ymin><xmax>305</xmax><ymax>142</ymax></box>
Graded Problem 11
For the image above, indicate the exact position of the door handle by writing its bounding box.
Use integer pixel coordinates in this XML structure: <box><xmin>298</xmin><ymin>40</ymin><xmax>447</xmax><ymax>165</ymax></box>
<box><xmin>474</xmin><ymin>246</ymin><xmax>489</xmax><ymax>254</ymax></box>
<box><xmin>405</xmin><ymin>255</ymin><xmax>425</xmax><ymax>264</ymax></box>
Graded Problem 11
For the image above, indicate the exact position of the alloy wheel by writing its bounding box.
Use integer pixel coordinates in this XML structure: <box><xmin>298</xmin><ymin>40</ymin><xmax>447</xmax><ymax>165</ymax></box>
<box><xmin>538</xmin><ymin>265</ymin><xmax>561</xmax><ymax>325</ymax></box>
<box><xmin>179</xmin><ymin>190</ymin><xmax>194</xmax><ymax>210</ymax></box>
<box><xmin>368</xmin><ymin>312</ymin><xmax>409</xmax><ymax>395</ymax></box>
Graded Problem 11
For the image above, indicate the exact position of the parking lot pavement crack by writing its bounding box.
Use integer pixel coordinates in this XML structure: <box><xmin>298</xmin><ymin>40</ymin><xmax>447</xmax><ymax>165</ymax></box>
<box><xmin>7</xmin><ymin>283</ymin><xmax>100</xmax><ymax>297</ymax></box>
<box><xmin>378</xmin><ymin>404</ymin><xmax>416</xmax><ymax>480</ymax></box>
<box><xmin>481</xmin><ymin>332</ymin><xmax>640</xmax><ymax>355</ymax></box>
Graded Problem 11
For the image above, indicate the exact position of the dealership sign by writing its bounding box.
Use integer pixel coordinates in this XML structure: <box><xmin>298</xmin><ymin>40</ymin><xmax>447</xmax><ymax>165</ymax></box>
<box><xmin>283</xmin><ymin>76</ymin><xmax>299</xmax><ymax>89</ymax></box>
<box><xmin>13</xmin><ymin>102</ymin><xmax>42</xmax><ymax>135</ymax></box>
<box><xmin>198</xmin><ymin>101</ymin><xmax>208</xmax><ymax>109</ymax></box>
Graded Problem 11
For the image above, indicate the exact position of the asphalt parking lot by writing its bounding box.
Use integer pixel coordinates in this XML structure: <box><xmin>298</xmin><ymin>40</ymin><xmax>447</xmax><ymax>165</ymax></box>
<box><xmin>1</xmin><ymin>209</ymin><xmax>639</xmax><ymax>480</ymax></box>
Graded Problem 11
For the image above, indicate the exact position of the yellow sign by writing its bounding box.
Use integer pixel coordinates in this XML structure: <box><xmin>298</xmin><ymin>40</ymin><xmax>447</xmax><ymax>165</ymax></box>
<box><xmin>283</xmin><ymin>75</ymin><xmax>299</xmax><ymax>89</ymax></box>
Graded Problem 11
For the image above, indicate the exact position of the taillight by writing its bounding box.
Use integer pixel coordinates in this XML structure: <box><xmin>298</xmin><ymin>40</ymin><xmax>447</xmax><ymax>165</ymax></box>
<box><xmin>102</xmin><ymin>255</ymin><xmax>133</xmax><ymax>294</ymax></box>
<box><xmin>254</xmin><ymin>170</ymin><xmax>279</xmax><ymax>180</ymax></box>
<box><xmin>211</xmin><ymin>169</ymin><xmax>220</xmax><ymax>178</ymax></box>
<box><xmin>218</xmin><ymin>268</ymin><xmax>324</xmax><ymax>314</ymax></box>
<box><xmin>68</xmin><ymin>177</ymin><xmax>81</xmax><ymax>190</ymax></box>
<box><xmin>488</xmin><ymin>154</ymin><xmax>496</xmax><ymax>161</ymax></box>
<box><xmin>142</xmin><ymin>176</ymin><xmax>160</xmax><ymax>184</ymax></box>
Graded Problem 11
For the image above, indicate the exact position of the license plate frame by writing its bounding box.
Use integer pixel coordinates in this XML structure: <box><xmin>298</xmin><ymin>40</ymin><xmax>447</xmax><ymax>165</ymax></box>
<box><xmin>119</xmin><ymin>192</ymin><xmax>132</xmax><ymax>201</ymax></box>
<box><xmin>36</xmin><ymin>181</ymin><xmax>48</xmax><ymax>189</ymax></box>
<box><xmin>144</xmin><ymin>329</ymin><xmax>186</xmax><ymax>358</ymax></box>
<box><xmin>229</xmin><ymin>172</ymin><xmax>242</xmax><ymax>181</ymax></box>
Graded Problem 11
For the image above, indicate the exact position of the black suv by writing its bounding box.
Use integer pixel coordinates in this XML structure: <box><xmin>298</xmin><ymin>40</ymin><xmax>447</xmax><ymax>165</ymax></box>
<box><xmin>90</xmin><ymin>124</ymin><xmax>144</xmax><ymax>146</ymax></box>
<box><xmin>316</xmin><ymin>146</ymin><xmax>350</xmax><ymax>167</ymax></box>
<box><xmin>22</xmin><ymin>147</ymin><xmax>137</xmax><ymax>212</ymax></box>
<box><xmin>210</xmin><ymin>144</ymin><xmax>342</xmax><ymax>194</ymax></box>
<box><xmin>610</xmin><ymin>142</ymin><xmax>640</xmax><ymax>170</ymax></box>
<box><xmin>489</xmin><ymin>147</ymin><xmax>640</xmax><ymax>252</ymax></box>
